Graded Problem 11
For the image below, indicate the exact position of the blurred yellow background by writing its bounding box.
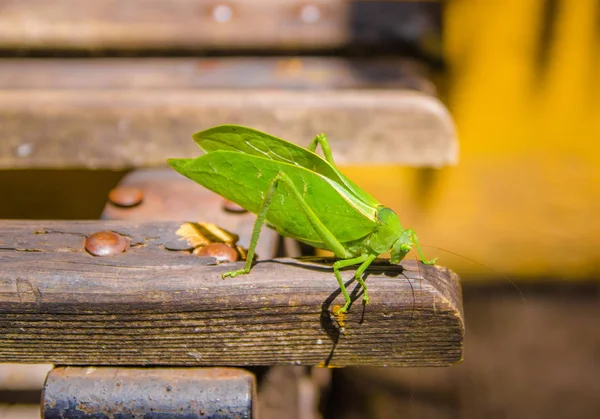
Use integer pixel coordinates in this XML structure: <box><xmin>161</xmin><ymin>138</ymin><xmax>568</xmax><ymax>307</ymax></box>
<box><xmin>347</xmin><ymin>0</ymin><xmax>600</xmax><ymax>280</ymax></box>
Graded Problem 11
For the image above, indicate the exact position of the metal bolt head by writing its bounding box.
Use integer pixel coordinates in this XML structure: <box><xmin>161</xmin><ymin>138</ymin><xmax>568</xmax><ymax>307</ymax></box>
<box><xmin>193</xmin><ymin>243</ymin><xmax>239</xmax><ymax>262</ymax></box>
<box><xmin>14</xmin><ymin>143</ymin><xmax>34</xmax><ymax>158</ymax></box>
<box><xmin>212</xmin><ymin>4</ymin><xmax>233</xmax><ymax>23</ymax></box>
<box><xmin>222</xmin><ymin>199</ymin><xmax>247</xmax><ymax>214</ymax></box>
<box><xmin>300</xmin><ymin>4</ymin><xmax>321</xmax><ymax>24</ymax></box>
<box><xmin>108</xmin><ymin>187</ymin><xmax>144</xmax><ymax>208</ymax></box>
<box><xmin>85</xmin><ymin>231</ymin><xmax>129</xmax><ymax>256</ymax></box>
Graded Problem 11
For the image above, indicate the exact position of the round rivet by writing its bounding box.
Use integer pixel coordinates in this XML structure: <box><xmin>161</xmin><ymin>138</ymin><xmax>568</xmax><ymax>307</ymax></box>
<box><xmin>222</xmin><ymin>199</ymin><xmax>247</xmax><ymax>214</ymax></box>
<box><xmin>108</xmin><ymin>187</ymin><xmax>144</xmax><ymax>208</ymax></box>
<box><xmin>300</xmin><ymin>4</ymin><xmax>321</xmax><ymax>24</ymax></box>
<box><xmin>14</xmin><ymin>143</ymin><xmax>34</xmax><ymax>158</ymax></box>
<box><xmin>193</xmin><ymin>243</ymin><xmax>239</xmax><ymax>262</ymax></box>
<box><xmin>85</xmin><ymin>231</ymin><xmax>129</xmax><ymax>256</ymax></box>
<box><xmin>212</xmin><ymin>4</ymin><xmax>233</xmax><ymax>23</ymax></box>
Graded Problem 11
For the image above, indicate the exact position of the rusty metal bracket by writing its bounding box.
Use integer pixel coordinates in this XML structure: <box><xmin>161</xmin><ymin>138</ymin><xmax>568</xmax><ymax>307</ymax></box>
<box><xmin>42</xmin><ymin>366</ymin><xmax>256</xmax><ymax>418</ymax></box>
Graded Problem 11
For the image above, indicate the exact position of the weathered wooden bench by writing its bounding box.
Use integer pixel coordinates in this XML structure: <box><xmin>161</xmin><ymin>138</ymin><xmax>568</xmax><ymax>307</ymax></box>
<box><xmin>0</xmin><ymin>1</ymin><xmax>462</xmax><ymax>417</ymax></box>
<box><xmin>0</xmin><ymin>187</ymin><xmax>463</xmax><ymax>417</ymax></box>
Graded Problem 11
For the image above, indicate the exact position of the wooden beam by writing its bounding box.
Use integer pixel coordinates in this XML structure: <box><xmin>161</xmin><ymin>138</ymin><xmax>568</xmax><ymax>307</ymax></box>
<box><xmin>0</xmin><ymin>58</ymin><xmax>435</xmax><ymax>92</ymax></box>
<box><xmin>0</xmin><ymin>364</ymin><xmax>51</xmax><ymax>390</ymax></box>
<box><xmin>0</xmin><ymin>220</ymin><xmax>464</xmax><ymax>367</ymax></box>
<box><xmin>0</xmin><ymin>0</ymin><xmax>349</xmax><ymax>50</ymax></box>
<box><xmin>0</xmin><ymin>88</ymin><xmax>456</xmax><ymax>169</ymax></box>
<box><xmin>0</xmin><ymin>58</ymin><xmax>455</xmax><ymax>170</ymax></box>
<box><xmin>0</xmin><ymin>0</ymin><xmax>441</xmax><ymax>52</ymax></box>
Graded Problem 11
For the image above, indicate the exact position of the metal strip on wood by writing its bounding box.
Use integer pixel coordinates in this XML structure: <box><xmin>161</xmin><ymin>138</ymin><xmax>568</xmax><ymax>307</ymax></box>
<box><xmin>0</xmin><ymin>220</ymin><xmax>464</xmax><ymax>367</ymax></box>
<box><xmin>42</xmin><ymin>367</ymin><xmax>256</xmax><ymax>418</ymax></box>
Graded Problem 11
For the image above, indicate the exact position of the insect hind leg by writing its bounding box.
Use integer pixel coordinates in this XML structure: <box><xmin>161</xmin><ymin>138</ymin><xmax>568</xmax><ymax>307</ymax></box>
<box><xmin>352</xmin><ymin>253</ymin><xmax>377</xmax><ymax>305</ymax></box>
<box><xmin>307</xmin><ymin>133</ymin><xmax>336</xmax><ymax>166</ymax></box>
<box><xmin>333</xmin><ymin>254</ymin><xmax>370</xmax><ymax>313</ymax></box>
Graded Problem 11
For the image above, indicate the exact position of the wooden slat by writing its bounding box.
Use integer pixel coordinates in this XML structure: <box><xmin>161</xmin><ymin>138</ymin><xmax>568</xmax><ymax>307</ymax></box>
<box><xmin>0</xmin><ymin>0</ymin><xmax>348</xmax><ymax>50</ymax></box>
<box><xmin>0</xmin><ymin>57</ymin><xmax>454</xmax><ymax>169</ymax></box>
<box><xmin>0</xmin><ymin>89</ymin><xmax>457</xmax><ymax>169</ymax></box>
<box><xmin>0</xmin><ymin>363</ymin><xmax>51</xmax><ymax>390</ymax></box>
<box><xmin>0</xmin><ymin>58</ymin><xmax>435</xmax><ymax>91</ymax></box>
<box><xmin>0</xmin><ymin>0</ymin><xmax>441</xmax><ymax>52</ymax></box>
<box><xmin>0</xmin><ymin>220</ymin><xmax>464</xmax><ymax>367</ymax></box>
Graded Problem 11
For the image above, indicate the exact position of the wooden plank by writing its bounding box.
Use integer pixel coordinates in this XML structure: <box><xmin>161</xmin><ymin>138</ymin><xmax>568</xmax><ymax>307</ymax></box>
<box><xmin>0</xmin><ymin>58</ymin><xmax>435</xmax><ymax>92</ymax></box>
<box><xmin>0</xmin><ymin>405</ymin><xmax>40</xmax><ymax>419</ymax></box>
<box><xmin>0</xmin><ymin>89</ymin><xmax>457</xmax><ymax>169</ymax></box>
<box><xmin>0</xmin><ymin>220</ymin><xmax>464</xmax><ymax>367</ymax></box>
<box><xmin>0</xmin><ymin>363</ymin><xmax>51</xmax><ymax>390</ymax></box>
<box><xmin>0</xmin><ymin>0</ymin><xmax>348</xmax><ymax>50</ymax></box>
<box><xmin>258</xmin><ymin>366</ymin><xmax>328</xmax><ymax>419</ymax></box>
<box><xmin>0</xmin><ymin>1</ymin><xmax>441</xmax><ymax>52</ymax></box>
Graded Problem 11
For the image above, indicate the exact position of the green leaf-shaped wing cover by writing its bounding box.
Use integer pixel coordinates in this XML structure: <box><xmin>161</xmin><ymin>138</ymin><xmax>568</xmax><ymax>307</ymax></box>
<box><xmin>168</xmin><ymin>137</ymin><xmax>380</xmax><ymax>246</ymax></box>
<box><xmin>193</xmin><ymin>125</ymin><xmax>381</xmax><ymax>210</ymax></box>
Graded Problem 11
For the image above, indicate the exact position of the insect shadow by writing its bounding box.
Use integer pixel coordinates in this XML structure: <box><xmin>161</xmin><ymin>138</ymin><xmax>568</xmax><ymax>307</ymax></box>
<box><xmin>271</xmin><ymin>257</ymin><xmax>412</xmax><ymax>367</ymax></box>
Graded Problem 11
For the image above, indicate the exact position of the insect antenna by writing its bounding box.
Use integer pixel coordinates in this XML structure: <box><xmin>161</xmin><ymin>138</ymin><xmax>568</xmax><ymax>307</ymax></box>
<box><xmin>420</xmin><ymin>244</ymin><xmax>526</xmax><ymax>301</ymax></box>
<box><xmin>394</xmin><ymin>258</ymin><xmax>418</xmax><ymax>396</ymax></box>
<box><xmin>407</xmin><ymin>260</ymin><xmax>417</xmax><ymax>323</ymax></box>
<box><xmin>411</xmin><ymin>250</ymin><xmax>424</xmax><ymax>311</ymax></box>
<box><xmin>396</xmin><ymin>263</ymin><xmax>417</xmax><ymax>349</ymax></box>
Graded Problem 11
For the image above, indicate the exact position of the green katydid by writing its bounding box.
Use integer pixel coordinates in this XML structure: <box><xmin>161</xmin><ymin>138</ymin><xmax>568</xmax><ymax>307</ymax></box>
<box><xmin>168</xmin><ymin>125</ymin><xmax>437</xmax><ymax>313</ymax></box>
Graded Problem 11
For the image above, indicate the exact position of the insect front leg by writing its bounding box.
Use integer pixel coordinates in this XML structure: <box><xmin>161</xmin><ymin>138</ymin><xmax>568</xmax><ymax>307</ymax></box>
<box><xmin>404</xmin><ymin>229</ymin><xmax>438</xmax><ymax>265</ymax></box>
<box><xmin>222</xmin><ymin>172</ymin><xmax>284</xmax><ymax>279</ymax></box>
<box><xmin>307</xmin><ymin>133</ymin><xmax>336</xmax><ymax>166</ymax></box>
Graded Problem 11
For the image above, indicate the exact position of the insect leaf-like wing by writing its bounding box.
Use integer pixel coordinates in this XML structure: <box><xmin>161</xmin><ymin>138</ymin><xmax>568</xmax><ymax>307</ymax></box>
<box><xmin>168</xmin><ymin>151</ymin><xmax>379</xmax><ymax>246</ymax></box>
<box><xmin>192</xmin><ymin>125</ymin><xmax>381</xmax><ymax>211</ymax></box>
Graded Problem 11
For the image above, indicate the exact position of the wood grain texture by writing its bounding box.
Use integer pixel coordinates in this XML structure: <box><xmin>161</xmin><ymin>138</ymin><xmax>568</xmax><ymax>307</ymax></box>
<box><xmin>0</xmin><ymin>89</ymin><xmax>457</xmax><ymax>169</ymax></box>
<box><xmin>0</xmin><ymin>220</ymin><xmax>464</xmax><ymax>367</ymax></box>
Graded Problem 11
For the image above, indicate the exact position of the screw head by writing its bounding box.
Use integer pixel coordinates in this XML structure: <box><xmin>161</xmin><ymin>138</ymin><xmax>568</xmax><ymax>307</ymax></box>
<box><xmin>193</xmin><ymin>243</ymin><xmax>239</xmax><ymax>262</ymax></box>
<box><xmin>14</xmin><ymin>143</ymin><xmax>34</xmax><ymax>158</ymax></box>
<box><xmin>300</xmin><ymin>4</ymin><xmax>321</xmax><ymax>24</ymax></box>
<box><xmin>108</xmin><ymin>187</ymin><xmax>144</xmax><ymax>208</ymax></box>
<box><xmin>211</xmin><ymin>4</ymin><xmax>233</xmax><ymax>23</ymax></box>
<box><xmin>85</xmin><ymin>231</ymin><xmax>129</xmax><ymax>256</ymax></box>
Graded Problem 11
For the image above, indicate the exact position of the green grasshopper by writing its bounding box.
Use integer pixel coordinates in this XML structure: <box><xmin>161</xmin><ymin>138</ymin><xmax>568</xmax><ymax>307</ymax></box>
<box><xmin>168</xmin><ymin>125</ymin><xmax>436</xmax><ymax>313</ymax></box>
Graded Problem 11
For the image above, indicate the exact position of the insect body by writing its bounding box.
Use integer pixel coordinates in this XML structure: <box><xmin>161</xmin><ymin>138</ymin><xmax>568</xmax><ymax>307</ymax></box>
<box><xmin>168</xmin><ymin>125</ymin><xmax>436</xmax><ymax>313</ymax></box>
